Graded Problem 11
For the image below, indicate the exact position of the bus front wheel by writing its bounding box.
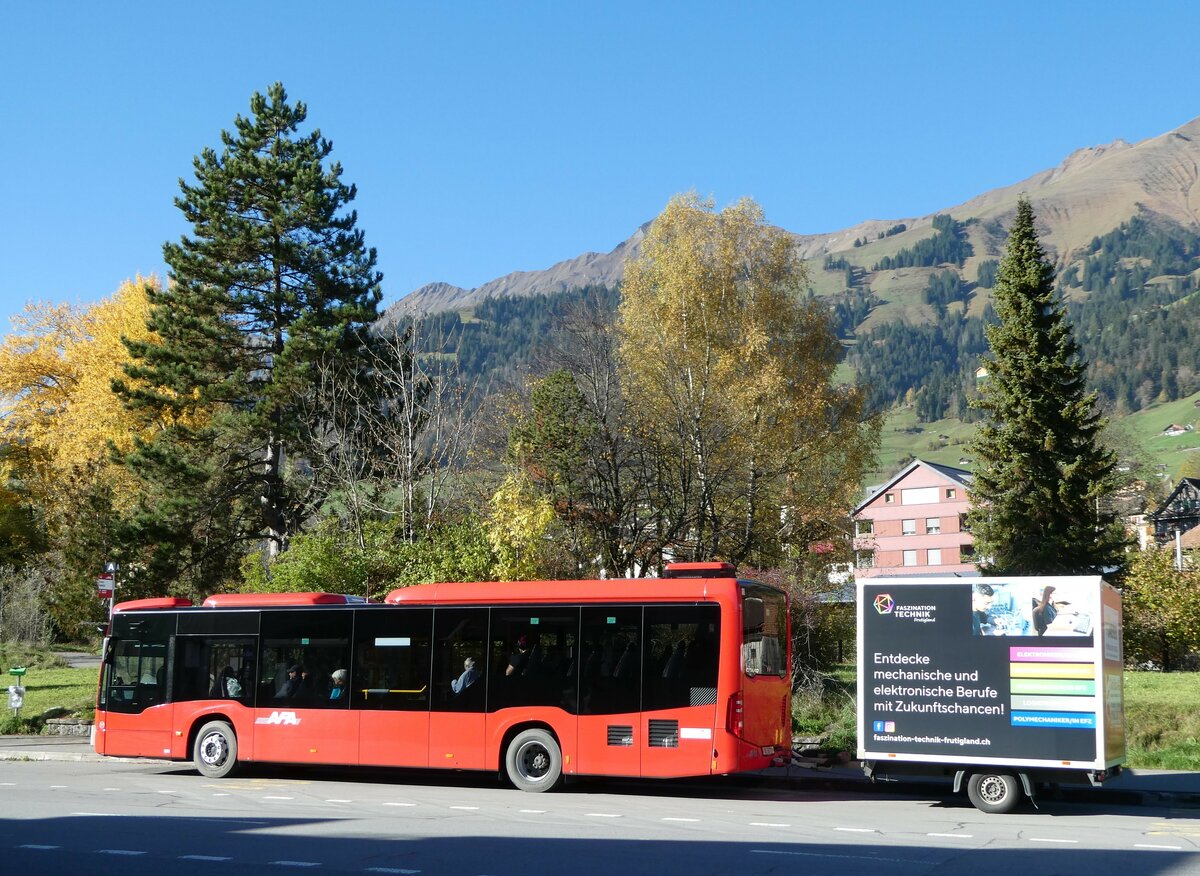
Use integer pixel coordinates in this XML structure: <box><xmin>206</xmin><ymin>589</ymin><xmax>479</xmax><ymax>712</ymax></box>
<box><xmin>966</xmin><ymin>771</ymin><xmax>1020</xmax><ymax>814</ymax></box>
<box><xmin>194</xmin><ymin>720</ymin><xmax>238</xmax><ymax>779</ymax></box>
<box><xmin>505</xmin><ymin>728</ymin><xmax>562</xmax><ymax>792</ymax></box>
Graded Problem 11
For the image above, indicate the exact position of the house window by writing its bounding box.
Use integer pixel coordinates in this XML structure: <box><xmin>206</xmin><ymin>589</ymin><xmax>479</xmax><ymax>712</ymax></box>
<box><xmin>959</xmin><ymin>513</ymin><xmax>971</xmax><ymax>532</ymax></box>
<box><xmin>855</xmin><ymin>550</ymin><xmax>875</xmax><ymax>569</ymax></box>
<box><xmin>902</xmin><ymin>519</ymin><xmax>917</xmax><ymax>535</ymax></box>
<box><xmin>856</xmin><ymin>519</ymin><xmax>874</xmax><ymax>536</ymax></box>
<box><xmin>925</xmin><ymin>517</ymin><xmax>941</xmax><ymax>534</ymax></box>
<box><xmin>945</xmin><ymin>488</ymin><xmax>957</xmax><ymax>499</ymax></box>
<box><xmin>960</xmin><ymin>544</ymin><xmax>976</xmax><ymax>560</ymax></box>
<box><xmin>884</xmin><ymin>493</ymin><xmax>895</xmax><ymax>504</ymax></box>
<box><xmin>928</xmin><ymin>548</ymin><xmax>942</xmax><ymax>565</ymax></box>
<box><xmin>902</xmin><ymin>550</ymin><xmax>918</xmax><ymax>567</ymax></box>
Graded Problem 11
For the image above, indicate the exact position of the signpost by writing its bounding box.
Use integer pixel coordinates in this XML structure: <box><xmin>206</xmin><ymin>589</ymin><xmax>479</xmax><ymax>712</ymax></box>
<box><xmin>100</xmin><ymin>561</ymin><xmax>119</xmax><ymax>627</ymax></box>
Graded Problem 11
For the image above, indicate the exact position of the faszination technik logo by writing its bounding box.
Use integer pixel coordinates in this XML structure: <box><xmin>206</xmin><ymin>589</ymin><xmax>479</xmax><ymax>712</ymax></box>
<box><xmin>874</xmin><ymin>594</ymin><xmax>894</xmax><ymax>615</ymax></box>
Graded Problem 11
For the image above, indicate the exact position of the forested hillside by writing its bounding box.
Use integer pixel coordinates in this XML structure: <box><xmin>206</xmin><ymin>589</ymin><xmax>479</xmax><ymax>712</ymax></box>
<box><xmin>409</xmin><ymin>212</ymin><xmax>1200</xmax><ymax>428</ymax></box>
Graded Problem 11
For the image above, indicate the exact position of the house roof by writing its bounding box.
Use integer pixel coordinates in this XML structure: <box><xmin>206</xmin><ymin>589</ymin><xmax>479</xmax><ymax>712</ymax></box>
<box><xmin>855</xmin><ymin>459</ymin><xmax>974</xmax><ymax>514</ymax></box>
<box><xmin>1152</xmin><ymin>477</ymin><xmax>1200</xmax><ymax>521</ymax></box>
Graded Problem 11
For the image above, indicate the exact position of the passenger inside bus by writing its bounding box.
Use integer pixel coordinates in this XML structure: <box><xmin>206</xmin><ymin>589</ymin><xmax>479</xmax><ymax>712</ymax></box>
<box><xmin>451</xmin><ymin>657</ymin><xmax>479</xmax><ymax>693</ymax></box>
<box><xmin>329</xmin><ymin>669</ymin><xmax>348</xmax><ymax>701</ymax></box>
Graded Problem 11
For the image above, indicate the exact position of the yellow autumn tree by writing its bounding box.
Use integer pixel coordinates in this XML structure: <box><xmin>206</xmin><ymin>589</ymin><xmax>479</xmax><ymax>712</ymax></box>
<box><xmin>617</xmin><ymin>194</ymin><xmax>878</xmax><ymax>568</ymax></box>
<box><xmin>0</xmin><ymin>276</ymin><xmax>163</xmax><ymax>518</ymax></box>
<box><xmin>486</xmin><ymin>471</ymin><xmax>559</xmax><ymax>581</ymax></box>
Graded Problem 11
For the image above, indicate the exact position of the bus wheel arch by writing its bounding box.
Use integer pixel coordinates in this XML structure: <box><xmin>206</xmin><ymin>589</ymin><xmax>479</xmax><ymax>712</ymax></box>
<box><xmin>193</xmin><ymin>718</ymin><xmax>239</xmax><ymax>779</ymax></box>
<box><xmin>502</xmin><ymin>724</ymin><xmax>563</xmax><ymax>792</ymax></box>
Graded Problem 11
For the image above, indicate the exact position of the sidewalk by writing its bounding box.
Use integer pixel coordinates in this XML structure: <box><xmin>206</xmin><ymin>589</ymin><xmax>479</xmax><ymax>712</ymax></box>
<box><xmin>2</xmin><ymin>734</ymin><xmax>1197</xmax><ymax>807</ymax></box>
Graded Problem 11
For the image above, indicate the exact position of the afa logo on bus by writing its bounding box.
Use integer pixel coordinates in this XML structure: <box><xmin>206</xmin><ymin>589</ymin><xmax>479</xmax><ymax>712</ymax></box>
<box><xmin>255</xmin><ymin>711</ymin><xmax>301</xmax><ymax>726</ymax></box>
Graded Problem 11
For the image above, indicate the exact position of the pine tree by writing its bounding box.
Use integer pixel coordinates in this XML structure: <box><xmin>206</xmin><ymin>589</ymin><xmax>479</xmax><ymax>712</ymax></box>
<box><xmin>967</xmin><ymin>197</ymin><xmax>1127</xmax><ymax>574</ymax></box>
<box><xmin>115</xmin><ymin>83</ymin><xmax>383</xmax><ymax>592</ymax></box>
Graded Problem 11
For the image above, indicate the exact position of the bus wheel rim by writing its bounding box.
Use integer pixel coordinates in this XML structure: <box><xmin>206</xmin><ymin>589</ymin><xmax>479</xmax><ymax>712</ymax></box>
<box><xmin>201</xmin><ymin>732</ymin><xmax>228</xmax><ymax>767</ymax></box>
<box><xmin>518</xmin><ymin>741</ymin><xmax>550</xmax><ymax>780</ymax></box>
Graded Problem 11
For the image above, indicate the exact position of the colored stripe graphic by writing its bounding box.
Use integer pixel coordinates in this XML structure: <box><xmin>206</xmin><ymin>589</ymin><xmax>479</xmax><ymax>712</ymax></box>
<box><xmin>1012</xmin><ymin>711</ymin><xmax>1096</xmax><ymax>729</ymax></box>
<box><xmin>1010</xmin><ymin>662</ymin><xmax>1094</xmax><ymax>679</ymax></box>
<box><xmin>1009</xmin><ymin>646</ymin><xmax>1091</xmax><ymax>663</ymax></box>
<box><xmin>1010</xmin><ymin>678</ymin><xmax>1095</xmax><ymax>696</ymax></box>
<box><xmin>1011</xmin><ymin>695</ymin><xmax>1098</xmax><ymax>711</ymax></box>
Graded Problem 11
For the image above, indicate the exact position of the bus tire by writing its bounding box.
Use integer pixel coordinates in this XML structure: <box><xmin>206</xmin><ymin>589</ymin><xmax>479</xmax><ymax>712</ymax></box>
<box><xmin>194</xmin><ymin>720</ymin><xmax>238</xmax><ymax>779</ymax></box>
<box><xmin>504</xmin><ymin>728</ymin><xmax>562</xmax><ymax>792</ymax></box>
<box><xmin>966</xmin><ymin>771</ymin><xmax>1020</xmax><ymax>814</ymax></box>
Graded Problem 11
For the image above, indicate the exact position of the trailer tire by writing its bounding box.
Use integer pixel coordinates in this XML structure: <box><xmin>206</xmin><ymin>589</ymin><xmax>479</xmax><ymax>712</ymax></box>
<box><xmin>194</xmin><ymin>720</ymin><xmax>238</xmax><ymax>779</ymax></box>
<box><xmin>967</xmin><ymin>771</ymin><xmax>1020</xmax><ymax>814</ymax></box>
<box><xmin>504</xmin><ymin>728</ymin><xmax>562</xmax><ymax>792</ymax></box>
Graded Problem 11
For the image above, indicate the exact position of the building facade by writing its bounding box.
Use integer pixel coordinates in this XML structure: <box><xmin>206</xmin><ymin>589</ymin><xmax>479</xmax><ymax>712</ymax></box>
<box><xmin>1151</xmin><ymin>477</ymin><xmax>1200</xmax><ymax>544</ymax></box>
<box><xmin>852</xmin><ymin>459</ymin><xmax>976</xmax><ymax>578</ymax></box>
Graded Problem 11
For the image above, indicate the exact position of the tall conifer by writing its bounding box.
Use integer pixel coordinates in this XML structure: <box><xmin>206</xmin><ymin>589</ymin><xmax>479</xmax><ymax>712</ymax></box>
<box><xmin>116</xmin><ymin>83</ymin><xmax>383</xmax><ymax>591</ymax></box>
<box><xmin>967</xmin><ymin>197</ymin><xmax>1127</xmax><ymax>574</ymax></box>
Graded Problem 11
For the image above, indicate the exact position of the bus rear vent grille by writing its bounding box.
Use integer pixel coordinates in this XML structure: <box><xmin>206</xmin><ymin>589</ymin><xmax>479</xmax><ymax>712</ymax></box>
<box><xmin>607</xmin><ymin>725</ymin><xmax>634</xmax><ymax>746</ymax></box>
<box><xmin>649</xmin><ymin>719</ymin><xmax>679</xmax><ymax>748</ymax></box>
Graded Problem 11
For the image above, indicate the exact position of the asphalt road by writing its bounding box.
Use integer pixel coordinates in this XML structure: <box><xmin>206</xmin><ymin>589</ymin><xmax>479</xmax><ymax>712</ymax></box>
<box><xmin>1</xmin><ymin>758</ymin><xmax>1198</xmax><ymax>876</ymax></box>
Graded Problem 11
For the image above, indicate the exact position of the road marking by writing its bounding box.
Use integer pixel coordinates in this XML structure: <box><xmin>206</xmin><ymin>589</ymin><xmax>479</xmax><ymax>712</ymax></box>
<box><xmin>1029</xmin><ymin>838</ymin><xmax>1078</xmax><ymax>844</ymax></box>
<box><xmin>383</xmin><ymin>801</ymin><xmax>417</xmax><ymax>807</ymax></box>
<box><xmin>98</xmin><ymin>849</ymin><xmax>146</xmax><ymax>856</ymax></box>
<box><xmin>0</xmin><ymin>782</ymin><xmax>15</xmax><ymax>786</ymax></box>
<box><xmin>270</xmin><ymin>862</ymin><xmax>320</xmax><ymax>868</ymax></box>
<box><xmin>326</xmin><ymin>799</ymin><xmax>353</xmax><ymax>803</ymax></box>
<box><xmin>103</xmin><ymin>787</ymin><xmax>121</xmax><ymax>791</ymax></box>
<box><xmin>450</xmin><ymin>805</ymin><xmax>480</xmax><ymax>810</ymax></box>
<box><xmin>836</xmin><ymin>827</ymin><xmax>876</xmax><ymax>833</ymax></box>
<box><xmin>1135</xmin><ymin>844</ymin><xmax>1183</xmax><ymax>850</ymax></box>
<box><xmin>586</xmin><ymin>813</ymin><xmax>622</xmax><ymax>818</ymax></box>
<box><xmin>752</xmin><ymin>849</ymin><xmax>929</xmax><ymax>864</ymax></box>
<box><xmin>20</xmin><ymin>845</ymin><xmax>60</xmax><ymax>850</ymax></box>
<box><xmin>50</xmin><ymin>785</ymin><xmax>67</xmax><ymax>789</ymax></box>
<box><xmin>749</xmin><ymin>822</ymin><xmax>791</xmax><ymax>828</ymax></box>
<box><xmin>928</xmin><ymin>833</ymin><xmax>973</xmax><ymax>838</ymax></box>
<box><xmin>180</xmin><ymin>855</ymin><xmax>233</xmax><ymax>862</ymax></box>
<box><xmin>212</xmin><ymin>793</ymin><xmax>230</xmax><ymax>797</ymax></box>
<box><xmin>157</xmin><ymin>789</ymin><xmax>178</xmax><ymax>794</ymax></box>
<box><xmin>663</xmin><ymin>817</ymin><xmax>701</xmax><ymax>822</ymax></box>
<box><xmin>264</xmin><ymin>795</ymin><xmax>295</xmax><ymax>800</ymax></box>
<box><xmin>518</xmin><ymin>809</ymin><xmax>545</xmax><ymax>814</ymax></box>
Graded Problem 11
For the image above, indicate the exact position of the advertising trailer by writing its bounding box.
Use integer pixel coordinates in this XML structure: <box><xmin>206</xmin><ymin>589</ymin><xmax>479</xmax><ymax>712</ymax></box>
<box><xmin>857</xmin><ymin>576</ymin><xmax>1125</xmax><ymax>813</ymax></box>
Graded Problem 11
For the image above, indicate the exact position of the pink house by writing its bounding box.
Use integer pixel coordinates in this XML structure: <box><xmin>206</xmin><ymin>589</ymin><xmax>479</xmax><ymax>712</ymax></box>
<box><xmin>852</xmin><ymin>459</ymin><xmax>976</xmax><ymax>578</ymax></box>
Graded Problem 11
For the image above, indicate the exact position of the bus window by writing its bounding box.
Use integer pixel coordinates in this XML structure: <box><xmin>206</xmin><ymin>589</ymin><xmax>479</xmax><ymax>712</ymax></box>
<box><xmin>105</xmin><ymin>614</ymin><xmax>173</xmax><ymax>714</ymax></box>
<box><xmin>489</xmin><ymin>608</ymin><xmax>579</xmax><ymax>712</ymax></box>
<box><xmin>431</xmin><ymin>608</ymin><xmax>488</xmax><ymax>713</ymax></box>
<box><xmin>353</xmin><ymin>608</ymin><xmax>432</xmax><ymax>710</ymax></box>
<box><xmin>173</xmin><ymin>636</ymin><xmax>256</xmax><ymax>705</ymax></box>
<box><xmin>580</xmin><ymin>607</ymin><xmax>641</xmax><ymax>715</ymax></box>
<box><xmin>741</xmin><ymin>586</ymin><xmax>787</xmax><ymax>678</ymax></box>
<box><xmin>259</xmin><ymin>609</ymin><xmax>352</xmax><ymax>708</ymax></box>
<box><xmin>643</xmin><ymin>604</ymin><xmax>719</xmax><ymax>711</ymax></box>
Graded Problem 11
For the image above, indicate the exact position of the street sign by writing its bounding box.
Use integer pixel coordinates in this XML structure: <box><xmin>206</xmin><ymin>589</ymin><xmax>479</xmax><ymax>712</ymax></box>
<box><xmin>97</xmin><ymin>573</ymin><xmax>114</xmax><ymax>598</ymax></box>
<box><xmin>8</xmin><ymin>685</ymin><xmax>24</xmax><ymax>710</ymax></box>
<box><xmin>104</xmin><ymin>561</ymin><xmax>119</xmax><ymax>574</ymax></box>
<box><xmin>8</xmin><ymin>667</ymin><xmax>25</xmax><ymax>677</ymax></box>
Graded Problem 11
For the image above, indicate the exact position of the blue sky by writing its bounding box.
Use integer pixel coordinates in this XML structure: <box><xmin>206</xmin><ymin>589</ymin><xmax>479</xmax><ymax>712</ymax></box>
<box><xmin>2</xmin><ymin>2</ymin><xmax>1199</xmax><ymax>324</ymax></box>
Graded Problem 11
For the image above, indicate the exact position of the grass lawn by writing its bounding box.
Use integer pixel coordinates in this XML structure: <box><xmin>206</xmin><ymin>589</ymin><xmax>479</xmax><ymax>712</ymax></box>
<box><xmin>795</xmin><ymin>667</ymin><xmax>1200</xmax><ymax>770</ymax></box>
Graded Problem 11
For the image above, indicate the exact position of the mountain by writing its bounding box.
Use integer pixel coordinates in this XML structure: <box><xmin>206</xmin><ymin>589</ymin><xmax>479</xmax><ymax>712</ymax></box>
<box><xmin>386</xmin><ymin>116</ymin><xmax>1200</xmax><ymax>321</ymax></box>
<box><xmin>380</xmin><ymin>117</ymin><xmax>1200</xmax><ymax>478</ymax></box>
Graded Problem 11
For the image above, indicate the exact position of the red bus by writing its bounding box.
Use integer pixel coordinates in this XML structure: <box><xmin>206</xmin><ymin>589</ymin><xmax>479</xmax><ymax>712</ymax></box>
<box><xmin>94</xmin><ymin>562</ymin><xmax>791</xmax><ymax>791</ymax></box>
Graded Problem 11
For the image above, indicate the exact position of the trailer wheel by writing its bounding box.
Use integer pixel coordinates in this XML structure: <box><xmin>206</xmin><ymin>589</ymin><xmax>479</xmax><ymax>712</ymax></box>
<box><xmin>194</xmin><ymin>720</ymin><xmax>238</xmax><ymax>779</ymax></box>
<box><xmin>504</xmin><ymin>728</ymin><xmax>562</xmax><ymax>792</ymax></box>
<box><xmin>967</xmin><ymin>771</ymin><xmax>1020</xmax><ymax>814</ymax></box>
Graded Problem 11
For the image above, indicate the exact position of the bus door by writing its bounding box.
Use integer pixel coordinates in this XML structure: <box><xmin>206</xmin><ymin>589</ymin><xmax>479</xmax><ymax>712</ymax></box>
<box><xmin>255</xmin><ymin>609</ymin><xmax>357</xmax><ymax>765</ymax></box>
<box><xmin>99</xmin><ymin>614</ymin><xmax>174</xmax><ymax>758</ymax></box>
<box><xmin>738</xmin><ymin>587</ymin><xmax>791</xmax><ymax>761</ymax></box>
<box><xmin>576</xmin><ymin>607</ymin><xmax>641</xmax><ymax>777</ymax></box>
<box><xmin>355</xmin><ymin>608</ymin><xmax>432</xmax><ymax>768</ymax></box>
<box><xmin>429</xmin><ymin>608</ymin><xmax>489</xmax><ymax>770</ymax></box>
<box><xmin>640</xmin><ymin>604</ymin><xmax>721</xmax><ymax>778</ymax></box>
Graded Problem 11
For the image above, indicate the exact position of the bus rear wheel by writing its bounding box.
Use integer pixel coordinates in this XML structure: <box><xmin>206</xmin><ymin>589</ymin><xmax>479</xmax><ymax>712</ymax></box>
<box><xmin>505</xmin><ymin>728</ymin><xmax>562</xmax><ymax>792</ymax></box>
<box><xmin>966</xmin><ymin>771</ymin><xmax>1020</xmax><ymax>814</ymax></box>
<box><xmin>194</xmin><ymin>720</ymin><xmax>238</xmax><ymax>779</ymax></box>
